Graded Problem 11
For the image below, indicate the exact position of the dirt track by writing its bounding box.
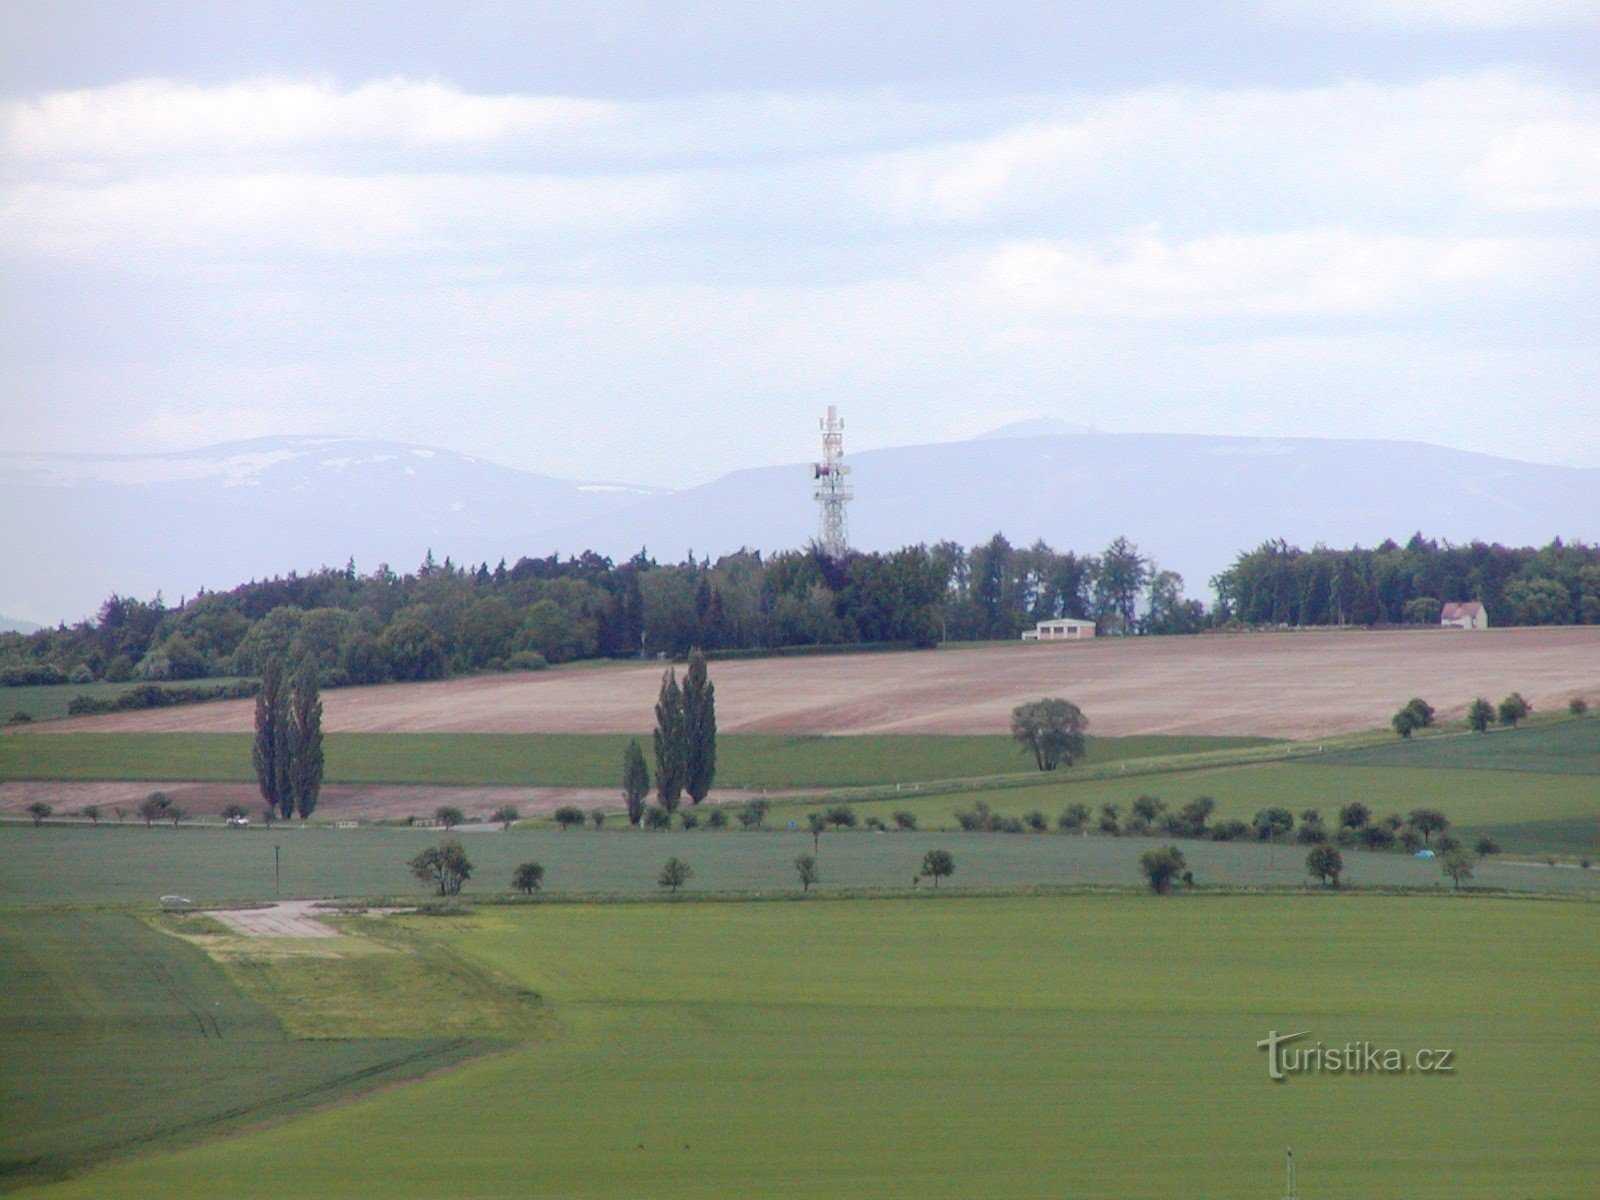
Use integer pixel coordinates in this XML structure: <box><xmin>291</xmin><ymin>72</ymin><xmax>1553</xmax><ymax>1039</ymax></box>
<box><xmin>21</xmin><ymin>627</ymin><xmax>1600</xmax><ymax>740</ymax></box>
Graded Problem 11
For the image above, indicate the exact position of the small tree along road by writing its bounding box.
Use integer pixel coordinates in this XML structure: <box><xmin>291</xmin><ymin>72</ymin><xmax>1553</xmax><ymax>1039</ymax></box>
<box><xmin>658</xmin><ymin>857</ymin><xmax>693</xmax><ymax>894</ymax></box>
<box><xmin>1140</xmin><ymin>846</ymin><xmax>1187</xmax><ymax>894</ymax></box>
<box><xmin>794</xmin><ymin>853</ymin><xmax>819</xmax><ymax>894</ymax></box>
<box><xmin>1010</xmin><ymin>698</ymin><xmax>1089</xmax><ymax>771</ymax></box>
<box><xmin>511</xmin><ymin>861</ymin><xmax>545</xmax><ymax>895</ymax></box>
<box><xmin>1306</xmin><ymin>844</ymin><xmax>1343</xmax><ymax>888</ymax></box>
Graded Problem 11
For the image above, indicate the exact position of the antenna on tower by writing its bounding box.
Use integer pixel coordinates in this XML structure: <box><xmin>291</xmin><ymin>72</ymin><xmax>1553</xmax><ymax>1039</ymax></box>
<box><xmin>1283</xmin><ymin>1147</ymin><xmax>1298</xmax><ymax>1200</ymax></box>
<box><xmin>812</xmin><ymin>405</ymin><xmax>853</xmax><ymax>558</ymax></box>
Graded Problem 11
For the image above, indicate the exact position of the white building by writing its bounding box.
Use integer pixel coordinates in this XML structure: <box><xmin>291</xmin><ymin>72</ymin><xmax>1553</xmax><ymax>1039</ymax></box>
<box><xmin>1021</xmin><ymin>618</ymin><xmax>1097</xmax><ymax>641</ymax></box>
<box><xmin>1440</xmin><ymin>601</ymin><xmax>1489</xmax><ymax>630</ymax></box>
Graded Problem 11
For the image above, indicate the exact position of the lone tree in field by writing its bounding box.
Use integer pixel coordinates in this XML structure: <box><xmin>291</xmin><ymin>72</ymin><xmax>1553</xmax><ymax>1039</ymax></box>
<box><xmin>920</xmin><ymin>848</ymin><xmax>955</xmax><ymax>888</ymax></box>
<box><xmin>410</xmin><ymin>839</ymin><xmax>473</xmax><ymax>896</ymax></box>
<box><xmin>1010</xmin><ymin>698</ymin><xmax>1089</xmax><ymax>771</ymax></box>
<box><xmin>1441</xmin><ymin>848</ymin><xmax>1475</xmax><ymax>890</ymax></box>
<box><xmin>1139</xmin><ymin>845</ymin><xmax>1186</xmax><ymax>893</ymax></box>
<box><xmin>795</xmin><ymin>852</ymin><xmax>819</xmax><ymax>893</ymax></box>
<box><xmin>1497</xmin><ymin>692</ymin><xmax>1530</xmax><ymax>728</ymax></box>
<box><xmin>621</xmin><ymin>739</ymin><xmax>650</xmax><ymax>826</ymax></box>
<box><xmin>511</xmin><ymin>861</ymin><xmax>545</xmax><ymax>894</ymax></box>
<box><xmin>26</xmin><ymin>801</ymin><xmax>52</xmax><ymax>826</ymax></box>
<box><xmin>491</xmin><ymin>804</ymin><xmax>520</xmax><ymax>831</ymax></box>
<box><xmin>287</xmin><ymin>659</ymin><xmax>324</xmax><ymax>819</ymax></box>
<box><xmin>252</xmin><ymin>659</ymin><xmax>291</xmax><ymax>817</ymax></box>
<box><xmin>1306</xmin><ymin>844</ymin><xmax>1343</xmax><ymax>888</ymax></box>
<box><xmin>682</xmin><ymin>648</ymin><xmax>718</xmax><ymax>804</ymax></box>
<box><xmin>1467</xmin><ymin>697</ymin><xmax>1495</xmax><ymax>733</ymax></box>
<box><xmin>658</xmin><ymin>856</ymin><xmax>693</xmax><ymax>893</ymax></box>
<box><xmin>653</xmin><ymin>668</ymin><xmax>686</xmax><ymax>811</ymax></box>
<box><xmin>434</xmin><ymin>805</ymin><xmax>466</xmax><ymax>830</ymax></box>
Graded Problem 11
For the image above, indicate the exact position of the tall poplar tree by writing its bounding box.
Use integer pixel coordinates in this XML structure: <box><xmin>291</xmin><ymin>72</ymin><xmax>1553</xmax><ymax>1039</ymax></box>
<box><xmin>653</xmin><ymin>668</ymin><xmax>685</xmax><ymax>811</ymax></box>
<box><xmin>683</xmin><ymin>648</ymin><xmax>717</xmax><ymax>804</ymax></box>
<box><xmin>621</xmin><ymin>739</ymin><xmax>650</xmax><ymax>826</ymax></box>
<box><xmin>252</xmin><ymin>659</ymin><xmax>291</xmax><ymax>818</ymax></box>
<box><xmin>288</xmin><ymin>658</ymin><xmax>324</xmax><ymax>819</ymax></box>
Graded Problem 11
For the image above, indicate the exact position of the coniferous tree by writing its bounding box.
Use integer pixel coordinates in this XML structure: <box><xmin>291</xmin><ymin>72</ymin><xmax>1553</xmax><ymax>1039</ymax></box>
<box><xmin>621</xmin><ymin>739</ymin><xmax>650</xmax><ymax>826</ymax></box>
<box><xmin>252</xmin><ymin>659</ymin><xmax>291</xmax><ymax>818</ymax></box>
<box><xmin>653</xmin><ymin>668</ymin><xmax>685</xmax><ymax>811</ymax></box>
<box><xmin>682</xmin><ymin>648</ymin><xmax>717</xmax><ymax>804</ymax></box>
<box><xmin>288</xmin><ymin>659</ymin><xmax>324</xmax><ymax>819</ymax></box>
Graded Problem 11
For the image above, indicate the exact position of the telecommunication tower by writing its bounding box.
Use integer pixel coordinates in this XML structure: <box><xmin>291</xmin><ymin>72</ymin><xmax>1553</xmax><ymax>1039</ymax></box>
<box><xmin>812</xmin><ymin>406</ymin><xmax>853</xmax><ymax>558</ymax></box>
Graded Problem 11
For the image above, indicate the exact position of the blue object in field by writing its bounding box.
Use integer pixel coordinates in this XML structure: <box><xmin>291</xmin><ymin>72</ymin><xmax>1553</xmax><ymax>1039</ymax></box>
<box><xmin>1414</xmin><ymin>849</ymin><xmax>1435</xmax><ymax>858</ymax></box>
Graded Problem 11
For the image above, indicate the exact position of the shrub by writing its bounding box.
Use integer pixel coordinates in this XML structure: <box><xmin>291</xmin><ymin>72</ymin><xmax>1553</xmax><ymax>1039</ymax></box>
<box><xmin>643</xmin><ymin>804</ymin><xmax>672</xmax><ymax>830</ymax></box>
<box><xmin>1359</xmin><ymin>823</ymin><xmax>1396</xmax><ymax>851</ymax></box>
<box><xmin>1398</xmin><ymin>826</ymin><xmax>1424</xmax><ymax>854</ymax></box>
<box><xmin>1497</xmin><ymin>692</ymin><xmax>1530</xmax><ymax>727</ymax></box>
<box><xmin>865</xmin><ymin>816</ymin><xmax>886</xmax><ymax>831</ymax></box>
<box><xmin>1305</xmin><ymin>844</ymin><xmax>1343</xmax><ymax>887</ymax></box>
<box><xmin>1571</xmin><ymin>696</ymin><xmax>1590</xmax><ymax>716</ymax></box>
<box><xmin>80</xmin><ymin>804</ymin><xmax>101</xmax><ymax>824</ymax></box>
<box><xmin>552</xmin><ymin>805</ymin><xmax>586</xmax><ymax>831</ymax></box>
<box><xmin>1434</xmin><ymin>834</ymin><xmax>1461</xmax><ymax>855</ymax></box>
<box><xmin>0</xmin><ymin>663</ymin><xmax>66</xmax><ymax>686</ymax></box>
<box><xmin>1097</xmin><ymin>804</ymin><xmax>1120</xmax><ymax>835</ymax></box>
<box><xmin>506</xmin><ymin>651</ymin><xmax>549</xmax><ymax>672</ymax></box>
<box><xmin>1474</xmin><ymin>837</ymin><xmax>1502</xmax><ymax>856</ymax></box>
<box><xmin>68</xmin><ymin>664</ymin><xmax>94</xmax><ymax>684</ymax></box>
<box><xmin>736</xmin><ymin>798</ymin><xmax>770</xmax><ymax>829</ymax></box>
<box><xmin>511</xmin><ymin>861</ymin><xmax>544</xmax><ymax>894</ymax></box>
<box><xmin>491</xmin><ymin>804</ymin><xmax>520</xmax><ymax>831</ymax></box>
<box><xmin>1023</xmin><ymin>810</ymin><xmax>1048</xmax><ymax>833</ymax></box>
<box><xmin>680</xmin><ymin>810</ymin><xmax>699</xmax><ymax>830</ymax></box>
<box><xmin>892</xmin><ymin>810</ymin><xmax>918</xmax><ymax>831</ymax></box>
<box><xmin>1466</xmin><ymin>697</ymin><xmax>1495</xmax><ymax>732</ymax></box>
<box><xmin>1296</xmin><ymin>811</ymin><xmax>1327</xmax><ymax>844</ymax></box>
<box><xmin>1252</xmin><ymin>807</ymin><xmax>1294</xmax><ymax>841</ymax></box>
<box><xmin>590</xmin><ymin>809</ymin><xmax>607</xmax><ymax>829</ymax></box>
<box><xmin>1139</xmin><ymin>845</ymin><xmax>1186</xmax><ymax>894</ymax></box>
<box><xmin>1209</xmin><ymin>819</ymin><xmax>1250</xmax><ymax>842</ymax></box>
<box><xmin>9</xmin><ymin>710</ymin><xmax>31</xmax><ymax>724</ymax></box>
<box><xmin>220</xmin><ymin>803</ymin><xmax>249</xmax><ymax>822</ymax></box>
<box><xmin>794</xmin><ymin>852</ymin><xmax>819</xmax><ymax>893</ymax></box>
<box><xmin>26</xmin><ymin>801</ymin><xmax>53</xmax><ymax>826</ymax></box>
<box><xmin>707</xmin><ymin>808</ymin><xmax>729</xmax><ymax>829</ymax></box>
<box><xmin>1338</xmin><ymin>801</ymin><xmax>1371</xmax><ymax>830</ymax></box>
<box><xmin>435</xmin><ymin>805</ymin><xmax>466</xmax><ymax>830</ymax></box>
<box><xmin>1057</xmin><ymin>803</ymin><xmax>1090</xmax><ymax>832</ymax></box>
<box><xmin>1170</xmin><ymin>797</ymin><xmax>1215</xmax><ymax>837</ymax></box>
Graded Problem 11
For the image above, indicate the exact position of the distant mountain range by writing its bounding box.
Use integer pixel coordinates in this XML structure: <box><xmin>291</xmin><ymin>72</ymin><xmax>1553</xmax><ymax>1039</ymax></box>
<box><xmin>3</xmin><ymin>430</ymin><xmax>1597</xmax><ymax>626</ymax></box>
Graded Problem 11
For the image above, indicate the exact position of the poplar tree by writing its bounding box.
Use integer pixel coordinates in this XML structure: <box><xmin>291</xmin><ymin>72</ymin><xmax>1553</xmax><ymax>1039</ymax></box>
<box><xmin>288</xmin><ymin>659</ymin><xmax>324</xmax><ymax>819</ymax></box>
<box><xmin>621</xmin><ymin>739</ymin><xmax>650</xmax><ymax>826</ymax></box>
<box><xmin>252</xmin><ymin>659</ymin><xmax>291</xmax><ymax>817</ymax></box>
<box><xmin>653</xmin><ymin>668</ymin><xmax>685</xmax><ymax>811</ymax></box>
<box><xmin>682</xmin><ymin>648</ymin><xmax>717</xmax><ymax>804</ymax></box>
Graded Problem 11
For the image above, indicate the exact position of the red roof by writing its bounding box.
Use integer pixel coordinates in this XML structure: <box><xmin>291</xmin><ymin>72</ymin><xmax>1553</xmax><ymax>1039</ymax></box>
<box><xmin>1440</xmin><ymin>602</ymin><xmax>1483</xmax><ymax>620</ymax></box>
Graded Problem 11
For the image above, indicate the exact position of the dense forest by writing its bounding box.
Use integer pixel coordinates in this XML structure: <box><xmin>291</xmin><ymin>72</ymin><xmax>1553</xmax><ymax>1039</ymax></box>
<box><xmin>0</xmin><ymin>535</ymin><xmax>1194</xmax><ymax>687</ymax></box>
<box><xmin>1214</xmin><ymin>535</ymin><xmax>1600</xmax><ymax>628</ymax></box>
<box><xmin>3</xmin><ymin>532</ymin><xmax>1594</xmax><ymax>691</ymax></box>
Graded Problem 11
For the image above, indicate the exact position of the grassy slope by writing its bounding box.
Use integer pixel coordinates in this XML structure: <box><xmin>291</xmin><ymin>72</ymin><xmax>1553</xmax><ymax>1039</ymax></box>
<box><xmin>4</xmin><ymin>825</ymin><xmax>1598</xmax><ymax>908</ymax></box>
<box><xmin>1319</xmin><ymin>716</ymin><xmax>1600</xmax><ymax>775</ymax></box>
<box><xmin>26</xmin><ymin>896</ymin><xmax>1600</xmax><ymax>1200</ymax></box>
<box><xmin>0</xmin><ymin>731</ymin><xmax>1271</xmax><ymax>788</ymax></box>
<box><xmin>0</xmin><ymin>911</ymin><xmax>486</xmax><ymax>1192</ymax></box>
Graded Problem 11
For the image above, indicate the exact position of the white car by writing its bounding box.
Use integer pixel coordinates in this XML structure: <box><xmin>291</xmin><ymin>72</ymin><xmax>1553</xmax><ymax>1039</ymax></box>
<box><xmin>226</xmin><ymin>815</ymin><xmax>250</xmax><ymax>827</ymax></box>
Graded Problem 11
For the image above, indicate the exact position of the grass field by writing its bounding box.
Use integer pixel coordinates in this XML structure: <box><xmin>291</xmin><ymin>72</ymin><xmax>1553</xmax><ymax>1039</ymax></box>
<box><xmin>3</xmin><ymin>824</ymin><xmax>1597</xmax><ymax>907</ymax></box>
<box><xmin>17</xmin><ymin>895</ymin><xmax>1600</xmax><ymax>1200</ymax></box>
<box><xmin>1320</xmin><ymin>715</ymin><xmax>1600</xmax><ymax>774</ymax></box>
<box><xmin>0</xmin><ymin>910</ymin><xmax>494</xmax><ymax>1192</ymax></box>
<box><xmin>0</xmin><ymin>681</ymin><xmax>252</xmax><ymax>725</ymax></box>
<box><xmin>0</xmin><ymin>731</ymin><xmax>1272</xmax><ymax>789</ymax></box>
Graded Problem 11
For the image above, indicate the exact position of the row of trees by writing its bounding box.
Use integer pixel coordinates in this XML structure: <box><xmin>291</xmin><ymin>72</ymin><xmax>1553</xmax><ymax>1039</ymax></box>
<box><xmin>1214</xmin><ymin>535</ymin><xmax>1600</xmax><ymax>628</ymax></box>
<box><xmin>252</xmin><ymin>660</ymin><xmax>324</xmax><ymax>820</ymax></box>
<box><xmin>0</xmin><ymin>535</ymin><xmax>1203</xmax><ymax>690</ymax></box>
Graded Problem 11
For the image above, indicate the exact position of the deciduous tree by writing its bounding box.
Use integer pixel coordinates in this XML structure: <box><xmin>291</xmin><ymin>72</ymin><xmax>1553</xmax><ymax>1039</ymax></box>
<box><xmin>1140</xmin><ymin>845</ymin><xmax>1186</xmax><ymax>893</ymax></box>
<box><xmin>1010</xmin><ymin>698</ymin><xmax>1089</xmax><ymax>771</ymax></box>
<box><xmin>410</xmin><ymin>839</ymin><xmax>473</xmax><ymax>895</ymax></box>
<box><xmin>920</xmin><ymin>848</ymin><xmax>955</xmax><ymax>888</ymax></box>
<box><xmin>658</xmin><ymin>856</ymin><xmax>693</xmax><ymax>893</ymax></box>
<box><xmin>511</xmin><ymin>861</ymin><xmax>544</xmax><ymax>894</ymax></box>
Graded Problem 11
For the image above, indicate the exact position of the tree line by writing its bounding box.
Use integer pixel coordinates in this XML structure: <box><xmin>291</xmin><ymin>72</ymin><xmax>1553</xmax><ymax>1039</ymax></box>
<box><xmin>1214</xmin><ymin>534</ymin><xmax>1600</xmax><ymax>628</ymax></box>
<box><xmin>0</xmin><ymin>535</ymin><xmax>1201</xmax><ymax>688</ymax></box>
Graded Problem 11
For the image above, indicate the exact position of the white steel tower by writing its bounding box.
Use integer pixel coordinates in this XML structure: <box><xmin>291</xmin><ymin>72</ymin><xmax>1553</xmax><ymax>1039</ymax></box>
<box><xmin>812</xmin><ymin>406</ymin><xmax>853</xmax><ymax>558</ymax></box>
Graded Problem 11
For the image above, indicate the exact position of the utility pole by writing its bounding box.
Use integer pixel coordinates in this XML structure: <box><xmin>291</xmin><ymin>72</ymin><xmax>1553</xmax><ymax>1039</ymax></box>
<box><xmin>1283</xmin><ymin>1146</ymin><xmax>1297</xmax><ymax>1200</ymax></box>
<box><xmin>274</xmin><ymin>843</ymin><xmax>281</xmax><ymax>896</ymax></box>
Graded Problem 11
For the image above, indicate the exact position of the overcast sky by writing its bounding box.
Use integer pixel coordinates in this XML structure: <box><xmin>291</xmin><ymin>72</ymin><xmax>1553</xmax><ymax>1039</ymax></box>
<box><xmin>2</xmin><ymin>1</ymin><xmax>1597</xmax><ymax>486</ymax></box>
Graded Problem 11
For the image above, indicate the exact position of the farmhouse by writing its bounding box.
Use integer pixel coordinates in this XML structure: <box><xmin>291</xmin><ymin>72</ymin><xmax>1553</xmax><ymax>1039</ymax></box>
<box><xmin>1022</xmin><ymin>618</ymin><xmax>1097</xmax><ymax>641</ymax></box>
<box><xmin>1440</xmin><ymin>602</ymin><xmax>1489</xmax><ymax>631</ymax></box>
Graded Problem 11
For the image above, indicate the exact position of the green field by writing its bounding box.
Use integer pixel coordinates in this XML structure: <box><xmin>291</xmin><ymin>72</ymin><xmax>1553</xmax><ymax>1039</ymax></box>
<box><xmin>0</xmin><ymin>731</ymin><xmax>1272</xmax><ymax>789</ymax></box>
<box><xmin>0</xmin><ymin>911</ymin><xmax>495</xmax><ymax>1192</ymax></box>
<box><xmin>1320</xmin><ymin>716</ymin><xmax>1600</xmax><ymax>775</ymax></box>
<box><xmin>4</xmin><ymin>824</ymin><xmax>1598</xmax><ymax>907</ymax></box>
<box><xmin>15</xmin><ymin>896</ymin><xmax>1599</xmax><ymax>1200</ymax></box>
<box><xmin>0</xmin><ymin>682</ymin><xmax>252</xmax><ymax>725</ymax></box>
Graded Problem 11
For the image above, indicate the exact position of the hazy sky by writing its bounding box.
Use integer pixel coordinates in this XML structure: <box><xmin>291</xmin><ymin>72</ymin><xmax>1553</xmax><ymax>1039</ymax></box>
<box><xmin>3</xmin><ymin>1</ymin><xmax>1597</xmax><ymax>485</ymax></box>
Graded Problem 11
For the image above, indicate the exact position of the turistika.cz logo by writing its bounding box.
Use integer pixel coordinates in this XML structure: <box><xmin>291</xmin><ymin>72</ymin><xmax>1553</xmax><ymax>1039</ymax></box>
<box><xmin>1257</xmin><ymin>1030</ymin><xmax>1455</xmax><ymax>1081</ymax></box>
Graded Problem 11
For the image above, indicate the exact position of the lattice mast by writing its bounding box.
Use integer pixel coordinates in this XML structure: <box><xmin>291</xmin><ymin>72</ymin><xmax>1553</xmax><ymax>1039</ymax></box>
<box><xmin>812</xmin><ymin>405</ymin><xmax>853</xmax><ymax>558</ymax></box>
